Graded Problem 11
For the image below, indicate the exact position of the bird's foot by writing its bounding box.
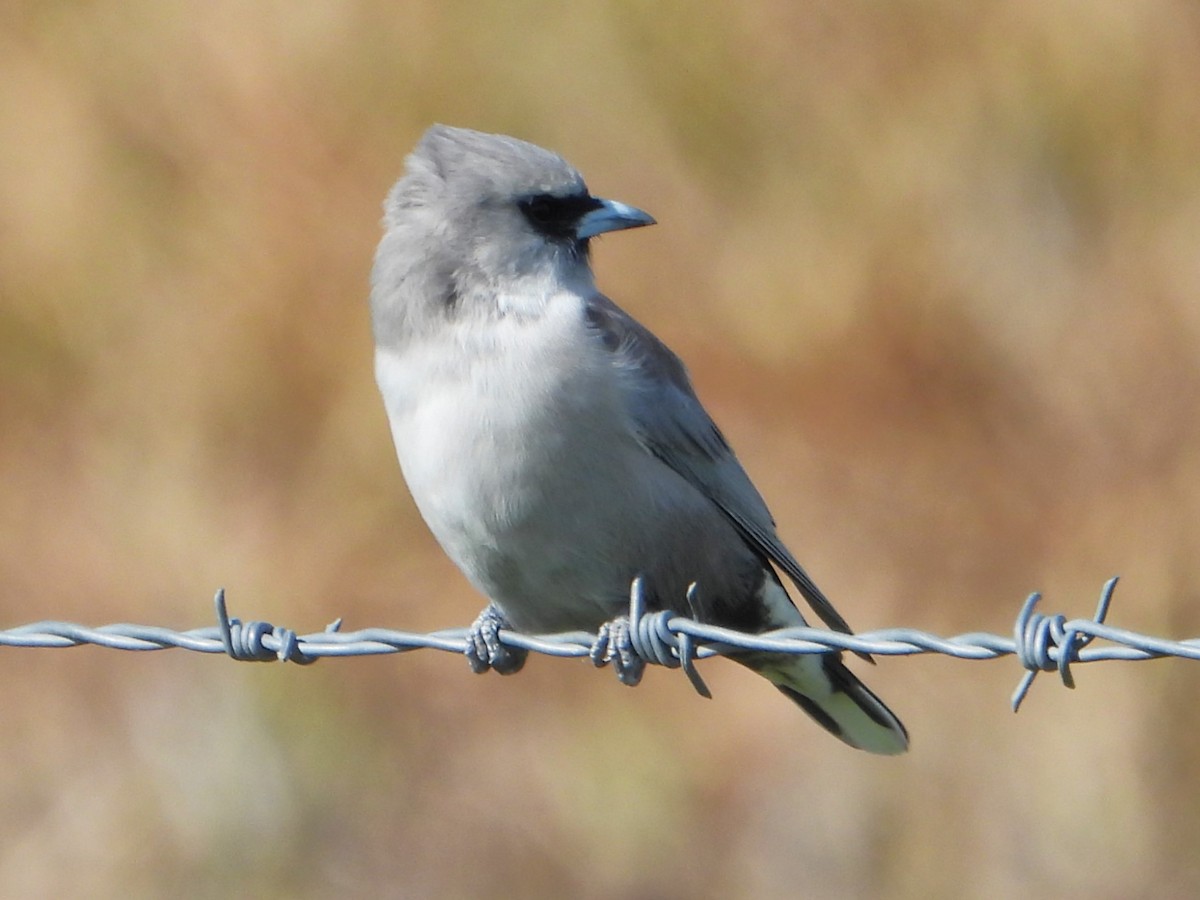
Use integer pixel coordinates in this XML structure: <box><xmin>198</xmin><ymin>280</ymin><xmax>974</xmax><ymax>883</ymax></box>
<box><xmin>465</xmin><ymin>603</ymin><xmax>527</xmax><ymax>675</ymax></box>
<box><xmin>590</xmin><ymin>615</ymin><xmax>646</xmax><ymax>686</ymax></box>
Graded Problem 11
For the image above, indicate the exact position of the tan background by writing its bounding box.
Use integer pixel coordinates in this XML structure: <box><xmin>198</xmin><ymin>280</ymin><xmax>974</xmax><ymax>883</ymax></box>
<box><xmin>3</xmin><ymin>2</ymin><xmax>1200</xmax><ymax>897</ymax></box>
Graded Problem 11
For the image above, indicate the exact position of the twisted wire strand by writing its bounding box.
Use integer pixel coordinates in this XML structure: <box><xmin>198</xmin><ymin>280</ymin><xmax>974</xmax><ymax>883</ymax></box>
<box><xmin>2</xmin><ymin>576</ymin><xmax>1196</xmax><ymax>709</ymax></box>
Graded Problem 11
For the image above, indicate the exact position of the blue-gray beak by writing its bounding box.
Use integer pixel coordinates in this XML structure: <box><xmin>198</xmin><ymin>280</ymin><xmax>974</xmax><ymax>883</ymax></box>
<box><xmin>576</xmin><ymin>198</ymin><xmax>656</xmax><ymax>240</ymax></box>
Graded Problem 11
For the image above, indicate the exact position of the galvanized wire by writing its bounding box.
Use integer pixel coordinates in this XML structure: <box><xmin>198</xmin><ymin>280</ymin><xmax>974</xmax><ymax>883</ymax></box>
<box><xmin>2</xmin><ymin>576</ymin><xmax>1195</xmax><ymax>710</ymax></box>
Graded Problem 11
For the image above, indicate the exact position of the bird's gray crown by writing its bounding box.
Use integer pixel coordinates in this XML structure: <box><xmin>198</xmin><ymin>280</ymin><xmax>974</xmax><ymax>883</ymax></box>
<box><xmin>386</xmin><ymin>124</ymin><xmax>588</xmax><ymax>224</ymax></box>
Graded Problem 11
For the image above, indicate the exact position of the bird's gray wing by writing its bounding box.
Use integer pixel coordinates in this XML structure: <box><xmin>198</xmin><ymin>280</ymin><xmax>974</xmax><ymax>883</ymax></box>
<box><xmin>583</xmin><ymin>294</ymin><xmax>854</xmax><ymax>635</ymax></box>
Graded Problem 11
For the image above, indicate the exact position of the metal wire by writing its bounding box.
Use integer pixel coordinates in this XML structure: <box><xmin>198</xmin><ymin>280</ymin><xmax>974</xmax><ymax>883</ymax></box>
<box><xmin>2</xmin><ymin>576</ymin><xmax>1196</xmax><ymax>710</ymax></box>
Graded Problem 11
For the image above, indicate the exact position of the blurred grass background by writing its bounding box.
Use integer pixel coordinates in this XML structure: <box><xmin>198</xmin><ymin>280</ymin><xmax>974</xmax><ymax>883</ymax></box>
<box><xmin>3</xmin><ymin>0</ymin><xmax>1200</xmax><ymax>896</ymax></box>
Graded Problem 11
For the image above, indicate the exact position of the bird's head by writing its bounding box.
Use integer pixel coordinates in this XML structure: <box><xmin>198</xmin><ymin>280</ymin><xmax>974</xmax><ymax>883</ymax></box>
<box><xmin>371</xmin><ymin>125</ymin><xmax>654</xmax><ymax>340</ymax></box>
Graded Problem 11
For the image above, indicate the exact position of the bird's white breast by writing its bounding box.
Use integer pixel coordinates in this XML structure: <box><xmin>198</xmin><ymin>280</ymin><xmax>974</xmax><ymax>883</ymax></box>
<box><xmin>374</xmin><ymin>290</ymin><xmax>645</xmax><ymax>627</ymax></box>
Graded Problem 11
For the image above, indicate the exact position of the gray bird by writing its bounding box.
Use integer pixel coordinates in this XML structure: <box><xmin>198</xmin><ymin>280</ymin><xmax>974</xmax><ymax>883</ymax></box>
<box><xmin>371</xmin><ymin>124</ymin><xmax>908</xmax><ymax>754</ymax></box>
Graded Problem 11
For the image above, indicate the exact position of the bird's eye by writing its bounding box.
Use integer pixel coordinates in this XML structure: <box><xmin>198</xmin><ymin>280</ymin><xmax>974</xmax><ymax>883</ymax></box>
<box><xmin>523</xmin><ymin>195</ymin><xmax>556</xmax><ymax>226</ymax></box>
<box><xmin>520</xmin><ymin>192</ymin><xmax>601</xmax><ymax>241</ymax></box>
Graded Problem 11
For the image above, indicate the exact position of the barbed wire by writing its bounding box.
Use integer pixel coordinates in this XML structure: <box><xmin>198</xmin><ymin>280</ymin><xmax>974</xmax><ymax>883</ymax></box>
<box><xmin>2</xmin><ymin>576</ymin><xmax>1197</xmax><ymax>710</ymax></box>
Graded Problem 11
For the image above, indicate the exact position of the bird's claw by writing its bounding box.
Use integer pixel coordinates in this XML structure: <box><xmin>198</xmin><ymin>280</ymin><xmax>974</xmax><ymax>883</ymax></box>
<box><xmin>590</xmin><ymin>615</ymin><xmax>646</xmax><ymax>686</ymax></box>
<box><xmin>465</xmin><ymin>603</ymin><xmax>527</xmax><ymax>675</ymax></box>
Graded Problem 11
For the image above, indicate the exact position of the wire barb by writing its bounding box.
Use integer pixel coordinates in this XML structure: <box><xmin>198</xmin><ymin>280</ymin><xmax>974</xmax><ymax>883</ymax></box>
<box><xmin>1009</xmin><ymin>577</ymin><xmax>1118</xmax><ymax>712</ymax></box>
<box><xmin>214</xmin><ymin>588</ymin><xmax>340</xmax><ymax>665</ymax></box>
<box><xmin>588</xmin><ymin>577</ymin><xmax>712</xmax><ymax>698</ymax></box>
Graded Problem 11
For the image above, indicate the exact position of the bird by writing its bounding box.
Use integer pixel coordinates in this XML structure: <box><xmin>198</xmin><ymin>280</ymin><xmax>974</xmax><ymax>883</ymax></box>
<box><xmin>369</xmin><ymin>124</ymin><xmax>908</xmax><ymax>754</ymax></box>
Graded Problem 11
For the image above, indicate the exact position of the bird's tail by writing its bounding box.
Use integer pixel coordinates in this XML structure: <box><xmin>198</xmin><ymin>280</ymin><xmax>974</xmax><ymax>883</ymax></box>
<box><xmin>742</xmin><ymin>652</ymin><xmax>909</xmax><ymax>755</ymax></box>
